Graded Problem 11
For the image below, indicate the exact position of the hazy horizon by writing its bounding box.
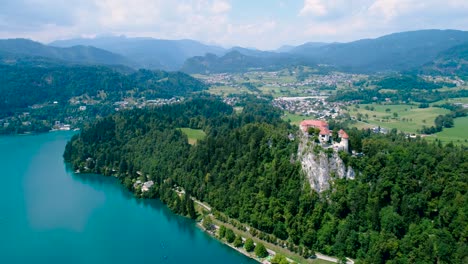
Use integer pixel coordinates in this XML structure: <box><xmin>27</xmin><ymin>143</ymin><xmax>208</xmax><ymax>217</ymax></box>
<box><xmin>1</xmin><ymin>0</ymin><xmax>468</xmax><ymax>50</ymax></box>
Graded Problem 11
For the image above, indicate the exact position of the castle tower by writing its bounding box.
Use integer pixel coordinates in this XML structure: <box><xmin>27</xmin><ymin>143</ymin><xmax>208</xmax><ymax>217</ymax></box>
<box><xmin>338</xmin><ymin>129</ymin><xmax>349</xmax><ymax>152</ymax></box>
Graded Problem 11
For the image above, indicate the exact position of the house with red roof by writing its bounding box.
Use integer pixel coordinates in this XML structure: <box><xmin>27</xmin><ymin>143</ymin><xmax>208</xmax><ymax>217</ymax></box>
<box><xmin>300</xmin><ymin>120</ymin><xmax>331</xmax><ymax>142</ymax></box>
<box><xmin>300</xmin><ymin>120</ymin><xmax>349</xmax><ymax>151</ymax></box>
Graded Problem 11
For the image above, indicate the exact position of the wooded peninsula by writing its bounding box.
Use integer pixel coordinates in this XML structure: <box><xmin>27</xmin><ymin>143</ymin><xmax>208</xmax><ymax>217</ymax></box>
<box><xmin>64</xmin><ymin>96</ymin><xmax>467</xmax><ymax>263</ymax></box>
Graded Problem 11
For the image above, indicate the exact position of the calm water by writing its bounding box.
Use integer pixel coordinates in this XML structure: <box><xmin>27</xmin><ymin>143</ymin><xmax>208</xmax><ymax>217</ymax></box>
<box><xmin>0</xmin><ymin>132</ymin><xmax>256</xmax><ymax>264</ymax></box>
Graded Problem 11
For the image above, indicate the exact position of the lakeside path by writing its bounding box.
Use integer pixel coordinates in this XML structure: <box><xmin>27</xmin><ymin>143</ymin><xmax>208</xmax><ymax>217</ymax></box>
<box><xmin>174</xmin><ymin>187</ymin><xmax>354</xmax><ymax>264</ymax></box>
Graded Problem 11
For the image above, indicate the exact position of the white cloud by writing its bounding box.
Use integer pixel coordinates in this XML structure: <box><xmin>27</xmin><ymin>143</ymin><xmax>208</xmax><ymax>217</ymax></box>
<box><xmin>299</xmin><ymin>0</ymin><xmax>327</xmax><ymax>16</ymax></box>
<box><xmin>299</xmin><ymin>0</ymin><xmax>374</xmax><ymax>18</ymax></box>
<box><xmin>211</xmin><ymin>0</ymin><xmax>231</xmax><ymax>14</ymax></box>
<box><xmin>295</xmin><ymin>0</ymin><xmax>468</xmax><ymax>44</ymax></box>
<box><xmin>1</xmin><ymin>0</ymin><xmax>468</xmax><ymax>49</ymax></box>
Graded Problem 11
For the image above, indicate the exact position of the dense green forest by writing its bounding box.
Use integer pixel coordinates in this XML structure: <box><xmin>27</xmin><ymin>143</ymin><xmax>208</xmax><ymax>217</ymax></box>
<box><xmin>0</xmin><ymin>64</ymin><xmax>206</xmax><ymax>118</ymax></box>
<box><xmin>419</xmin><ymin>43</ymin><xmax>468</xmax><ymax>77</ymax></box>
<box><xmin>0</xmin><ymin>62</ymin><xmax>207</xmax><ymax>135</ymax></box>
<box><xmin>64</xmin><ymin>97</ymin><xmax>467</xmax><ymax>263</ymax></box>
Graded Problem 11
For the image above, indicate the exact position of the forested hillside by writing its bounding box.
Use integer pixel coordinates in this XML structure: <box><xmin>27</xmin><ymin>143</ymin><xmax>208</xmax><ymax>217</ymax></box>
<box><xmin>0</xmin><ymin>64</ymin><xmax>206</xmax><ymax>118</ymax></box>
<box><xmin>64</xmin><ymin>97</ymin><xmax>467</xmax><ymax>263</ymax></box>
<box><xmin>181</xmin><ymin>51</ymin><xmax>314</xmax><ymax>74</ymax></box>
<box><xmin>0</xmin><ymin>39</ymin><xmax>132</xmax><ymax>67</ymax></box>
<box><xmin>420</xmin><ymin>43</ymin><xmax>468</xmax><ymax>77</ymax></box>
<box><xmin>290</xmin><ymin>29</ymin><xmax>468</xmax><ymax>73</ymax></box>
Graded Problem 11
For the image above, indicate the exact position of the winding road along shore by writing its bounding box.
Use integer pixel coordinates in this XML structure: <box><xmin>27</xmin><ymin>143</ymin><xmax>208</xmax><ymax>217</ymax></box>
<box><xmin>176</xmin><ymin>187</ymin><xmax>354</xmax><ymax>264</ymax></box>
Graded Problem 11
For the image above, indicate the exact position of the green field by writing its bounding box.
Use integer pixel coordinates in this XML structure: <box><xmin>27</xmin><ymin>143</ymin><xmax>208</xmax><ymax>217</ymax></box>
<box><xmin>431</xmin><ymin>97</ymin><xmax>468</xmax><ymax>105</ymax></box>
<box><xmin>426</xmin><ymin>116</ymin><xmax>468</xmax><ymax>144</ymax></box>
<box><xmin>281</xmin><ymin>112</ymin><xmax>308</xmax><ymax>126</ymax></box>
<box><xmin>179</xmin><ymin>128</ymin><xmax>206</xmax><ymax>145</ymax></box>
<box><xmin>348</xmin><ymin>104</ymin><xmax>450</xmax><ymax>133</ymax></box>
<box><xmin>208</xmin><ymin>85</ymin><xmax>252</xmax><ymax>96</ymax></box>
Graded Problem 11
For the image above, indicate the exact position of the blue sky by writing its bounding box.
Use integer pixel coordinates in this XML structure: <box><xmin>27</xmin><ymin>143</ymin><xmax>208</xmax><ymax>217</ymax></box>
<box><xmin>1</xmin><ymin>0</ymin><xmax>468</xmax><ymax>49</ymax></box>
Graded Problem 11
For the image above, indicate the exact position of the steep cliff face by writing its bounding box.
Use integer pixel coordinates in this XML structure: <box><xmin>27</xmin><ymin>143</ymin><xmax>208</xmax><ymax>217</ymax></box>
<box><xmin>298</xmin><ymin>137</ymin><xmax>355</xmax><ymax>193</ymax></box>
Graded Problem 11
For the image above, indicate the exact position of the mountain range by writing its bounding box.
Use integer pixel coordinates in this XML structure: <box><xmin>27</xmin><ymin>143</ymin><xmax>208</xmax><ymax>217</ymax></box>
<box><xmin>50</xmin><ymin>36</ymin><xmax>225</xmax><ymax>71</ymax></box>
<box><xmin>0</xmin><ymin>38</ymin><xmax>131</xmax><ymax>67</ymax></box>
<box><xmin>179</xmin><ymin>29</ymin><xmax>468</xmax><ymax>74</ymax></box>
<box><xmin>1</xmin><ymin>29</ymin><xmax>468</xmax><ymax>75</ymax></box>
<box><xmin>181</xmin><ymin>50</ymin><xmax>316</xmax><ymax>74</ymax></box>
<box><xmin>289</xmin><ymin>29</ymin><xmax>468</xmax><ymax>73</ymax></box>
<box><xmin>419</xmin><ymin>43</ymin><xmax>468</xmax><ymax>76</ymax></box>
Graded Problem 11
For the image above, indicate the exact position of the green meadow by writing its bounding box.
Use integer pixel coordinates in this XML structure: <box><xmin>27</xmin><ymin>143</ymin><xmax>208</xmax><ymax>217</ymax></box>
<box><xmin>179</xmin><ymin>128</ymin><xmax>206</xmax><ymax>145</ymax></box>
<box><xmin>427</xmin><ymin>116</ymin><xmax>468</xmax><ymax>144</ymax></box>
<box><xmin>281</xmin><ymin>112</ymin><xmax>308</xmax><ymax>126</ymax></box>
<box><xmin>347</xmin><ymin>104</ymin><xmax>450</xmax><ymax>133</ymax></box>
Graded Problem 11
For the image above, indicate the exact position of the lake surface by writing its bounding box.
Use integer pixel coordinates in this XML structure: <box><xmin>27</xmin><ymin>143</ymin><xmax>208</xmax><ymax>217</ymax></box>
<box><xmin>0</xmin><ymin>132</ymin><xmax>257</xmax><ymax>264</ymax></box>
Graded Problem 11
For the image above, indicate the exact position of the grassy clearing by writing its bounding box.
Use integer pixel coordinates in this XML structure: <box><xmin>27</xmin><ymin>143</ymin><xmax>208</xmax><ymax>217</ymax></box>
<box><xmin>282</xmin><ymin>112</ymin><xmax>308</xmax><ymax>126</ymax></box>
<box><xmin>431</xmin><ymin>97</ymin><xmax>468</xmax><ymax>105</ymax></box>
<box><xmin>347</xmin><ymin>104</ymin><xmax>450</xmax><ymax>133</ymax></box>
<box><xmin>208</xmin><ymin>85</ymin><xmax>252</xmax><ymax>96</ymax></box>
<box><xmin>311</xmin><ymin>260</ymin><xmax>336</xmax><ymax>264</ymax></box>
<box><xmin>259</xmin><ymin>86</ymin><xmax>313</xmax><ymax>98</ymax></box>
<box><xmin>425</xmin><ymin>116</ymin><xmax>468</xmax><ymax>145</ymax></box>
<box><xmin>179</xmin><ymin>128</ymin><xmax>206</xmax><ymax>145</ymax></box>
<box><xmin>233</xmin><ymin>107</ymin><xmax>244</xmax><ymax>114</ymax></box>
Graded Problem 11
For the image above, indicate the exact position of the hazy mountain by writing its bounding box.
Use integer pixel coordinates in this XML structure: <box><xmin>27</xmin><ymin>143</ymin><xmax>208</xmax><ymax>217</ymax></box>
<box><xmin>0</xmin><ymin>39</ymin><xmax>132</xmax><ymax>67</ymax></box>
<box><xmin>180</xmin><ymin>29</ymin><xmax>468</xmax><ymax>74</ymax></box>
<box><xmin>181</xmin><ymin>50</ymin><xmax>314</xmax><ymax>74</ymax></box>
<box><xmin>275</xmin><ymin>45</ymin><xmax>296</xmax><ymax>53</ymax></box>
<box><xmin>291</xmin><ymin>29</ymin><xmax>468</xmax><ymax>72</ymax></box>
<box><xmin>287</xmin><ymin>42</ymin><xmax>328</xmax><ymax>53</ymax></box>
<box><xmin>419</xmin><ymin>43</ymin><xmax>468</xmax><ymax>76</ymax></box>
<box><xmin>50</xmin><ymin>36</ymin><xmax>225</xmax><ymax>70</ymax></box>
<box><xmin>226</xmin><ymin>46</ymin><xmax>268</xmax><ymax>57</ymax></box>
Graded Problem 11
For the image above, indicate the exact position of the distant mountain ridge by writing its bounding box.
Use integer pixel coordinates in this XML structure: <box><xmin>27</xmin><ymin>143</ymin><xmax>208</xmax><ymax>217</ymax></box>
<box><xmin>419</xmin><ymin>43</ymin><xmax>468</xmax><ymax>76</ymax></box>
<box><xmin>182</xmin><ymin>29</ymin><xmax>468</xmax><ymax>74</ymax></box>
<box><xmin>289</xmin><ymin>29</ymin><xmax>468</xmax><ymax>72</ymax></box>
<box><xmin>181</xmin><ymin>50</ymin><xmax>315</xmax><ymax>74</ymax></box>
<box><xmin>2</xmin><ymin>29</ymin><xmax>468</xmax><ymax>74</ymax></box>
<box><xmin>0</xmin><ymin>39</ymin><xmax>132</xmax><ymax>67</ymax></box>
<box><xmin>50</xmin><ymin>36</ymin><xmax>225</xmax><ymax>70</ymax></box>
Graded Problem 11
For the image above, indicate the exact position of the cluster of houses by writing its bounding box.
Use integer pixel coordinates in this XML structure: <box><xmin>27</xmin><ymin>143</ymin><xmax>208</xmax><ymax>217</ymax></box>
<box><xmin>300</xmin><ymin>119</ymin><xmax>349</xmax><ymax>152</ymax></box>
<box><xmin>199</xmin><ymin>71</ymin><xmax>365</xmax><ymax>96</ymax></box>
<box><xmin>113</xmin><ymin>97</ymin><xmax>183</xmax><ymax>111</ymax></box>
<box><xmin>422</xmin><ymin>75</ymin><xmax>465</xmax><ymax>87</ymax></box>
<box><xmin>273</xmin><ymin>96</ymin><xmax>349</xmax><ymax>118</ymax></box>
<box><xmin>52</xmin><ymin>121</ymin><xmax>72</xmax><ymax>131</ymax></box>
<box><xmin>133</xmin><ymin>180</ymin><xmax>155</xmax><ymax>192</ymax></box>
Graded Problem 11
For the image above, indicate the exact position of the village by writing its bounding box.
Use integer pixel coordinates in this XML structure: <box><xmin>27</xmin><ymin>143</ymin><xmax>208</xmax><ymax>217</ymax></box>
<box><xmin>199</xmin><ymin>71</ymin><xmax>364</xmax><ymax>91</ymax></box>
<box><xmin>0</xmin><ymin>96</ymin><xmax>184</xmax><ymax>134</ymax></box>
<box><xmin>272</xmin><ymin>96</ymin><xmax>352</xmax><ymax>119</ymax></box>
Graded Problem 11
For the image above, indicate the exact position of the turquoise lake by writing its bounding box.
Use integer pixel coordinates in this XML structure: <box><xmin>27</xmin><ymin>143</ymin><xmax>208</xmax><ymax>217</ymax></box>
<box><xmin>0</xmin><ymin>132</ymin><xmax>257</xmax><ymax>264</ymax></box>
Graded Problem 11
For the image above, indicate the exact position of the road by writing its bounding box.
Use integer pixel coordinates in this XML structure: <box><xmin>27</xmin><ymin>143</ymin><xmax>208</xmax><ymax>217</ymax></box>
<box><xmin>176</xmin><ymin>186</ymin><xmax>354</xmax><ymax>264</ymax></box>
<box><xmin>315</xmin><ymin>253</ymin><xmax>354</xmax><ymax>264</ymax></box>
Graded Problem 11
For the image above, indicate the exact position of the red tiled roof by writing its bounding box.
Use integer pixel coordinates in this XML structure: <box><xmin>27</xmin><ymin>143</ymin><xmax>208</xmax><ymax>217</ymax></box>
<box><xmin>300</xmin><ymin>120</ymin><xmax>328</xmax><ymax>128</ymax></box>
<box><xmin>339</xmin><ymin>129</ymin><xmax>349</xmax><ymax>139</ymax></box>
<box><xmin>300</xmin><ymin>120</ymin><xmax>330</xmax><ymax>135</ymax></box>
<box><xmin>320</xmin><ymin>127</ymin><xmax>330</xmax><ymax>135</ymax></box>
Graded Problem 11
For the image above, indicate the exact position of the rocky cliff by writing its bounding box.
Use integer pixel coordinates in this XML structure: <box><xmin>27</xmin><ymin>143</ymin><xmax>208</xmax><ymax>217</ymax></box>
<box><xmin>298</xmin><ymin>136</ymin><xmax>355</xmax><ymax>193</ymax></box>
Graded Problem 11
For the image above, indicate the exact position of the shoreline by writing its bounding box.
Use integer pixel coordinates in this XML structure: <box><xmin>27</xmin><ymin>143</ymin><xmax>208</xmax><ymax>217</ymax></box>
<box><xmin>71</xmin><ymin>172</ymin><xmax>349</xmax><ymax>264</ymax></box>
<box><xmin>196</xmin><ymin>222</ymin><xmax>266</xmax><ymax>264</ymax></box>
